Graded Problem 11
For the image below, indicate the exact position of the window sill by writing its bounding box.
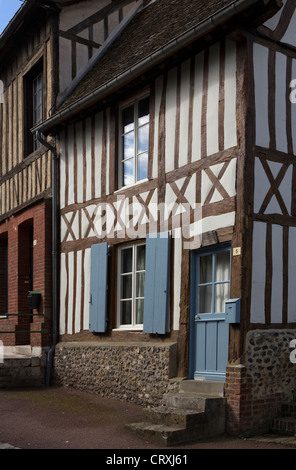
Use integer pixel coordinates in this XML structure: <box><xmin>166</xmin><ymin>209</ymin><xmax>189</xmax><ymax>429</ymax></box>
<box><xmin>0</xmin><ymin>315</ymin><xmax>8</xmax><ymax>319</ymax></box>
<box><xmin>115</xmin><ymin>179</ymin><xmax>148</xmax><ymax>194</ymax></box>
<box><xmin>112</xmin><ymin>327</ymin><xmax>143</xmax><ymax>332</ymax></box>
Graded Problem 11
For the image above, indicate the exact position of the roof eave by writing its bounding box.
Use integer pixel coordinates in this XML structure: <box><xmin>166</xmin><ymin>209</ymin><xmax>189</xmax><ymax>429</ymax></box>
<box><xmin>33</xmin><ymin>0</ymin><xmax>278</xmax><ymax>135</ymax></box>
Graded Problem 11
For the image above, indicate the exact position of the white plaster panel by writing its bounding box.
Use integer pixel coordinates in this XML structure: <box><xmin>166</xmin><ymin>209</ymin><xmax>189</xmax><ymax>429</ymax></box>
<box><xmin>84</xmin><ymin>248</ymin><xmax>91</xmax><ymax>331</ymax></box>
<box><xmin>192</xmin><ymin>51</ymin><xmax>204</xmax><ymax>162</ymax></box>
<box><xmin>195</xmin><ymin>211</ymin><xmax>235</xmax><ymax>234</ymax></box>
<box><xmin>59</xmin><ymin>253</ymin><xmax>67</xmax><ymax>335</ymax></box>
<box><xmin>106</xmin><ymin>108</ymin><xmax>110</xmax><ymax>195</ymax></box>
<box><xmin>251</xmin><ymin>222</ymin><xmax>266</xmax><ymax>324</ymax></box>
<box><xmin>278</xmin><ymin>164</ymin><xmax>292</xmax><ymax>214</ymax></box>
<box><xmin>76</xmin><ymin>42</ymin><xmax>89</xmax><ymax>79</ymax></box>
<box><xmin>153</xmin><ymin>76</ymin><xmax>163</xmax><ymax>179</ymax></box>
<box><xmin>271</xmin><ymin>224</ymin><xmax>283</xmax><ymax>323</ymax></box>
<box><xmin>179</xmin><ymin>60</ymin><xmax>190</xmax><ymax>167</ymax></box>
<box><xmin>95</xmin><ymin>112</ymin><xmax>103</xmax><ymax>199</ymax></box>
<box><xmin>59</xmin><ymin>131</ymin><xmax>66</xmax><ymax>209</ymax></box>
<box><xmin>219</xmin><ymin>157</ymin><xmax>237</xmax><ymax>197</ymax></box>
<box><xmin>76</xmin><ymin>121</ymin><xmax>84</xmax><ymax>203</ymax></box>
<box><xmin>201</xmin><ymin>170</ymin><xmax>212</xmax><ymax>204</ymax></box>
<box><xmin>165</xmin><ymin>67</ymin><xmax>178</xmax><ymax>173</ymax></box>
<box><xmin>75</xmin><ymin>250</ymin><xmax>82</xmax><ymax>333</ymax></box>
<box><xmin>67</xmin><ymin>251</ymin><xmax>74</xmax><ymax>335</ymax></box>
<box><xmin>85</xmin><ymin>117</ymin><xmax>92</xmax><ymax>202</ymax></box>
<box><xmin>59</xmin><ymin>37</ymin><xmax>72</xmax><ymax>94</ymax></box>
<box><xmin>275</xmin><ymin>52</ymin><xmax>287</xmax><ymax>153</ymax></box>
<box><xmin>207</xmin><ymin>43</ymin><xmax>220</xmax><ymax>156</ymax></box>
<box><xmin>281</xmin><ymin>8</ymin><xmax>296</xmax><ymax>47</ymax></box>
<box><xmin>263</xmin><ymin>1</ymin><xmax>285</xmax><ymax>30</ymax></box>
<box><xmin>288</xmin><ymin>227</ymin><xmax>296</xmax><ymax>323</ymax></box>
<box><xmin>67</xmin><ymin>124</ymin><xmax>75</xmax><ymax>205</ymax></box>
<box><xmin>173</xmin><ymin>227</ymin><xmax>182</xmax><ymax>331</ymax></box>
<box><xmin>224</xmin><ymin>39</ymin><xmax>237</xmax><ymax>149</ymax></box>
<box><xmin>253</xmin><ymin>44</ymin><xmax>270</xmax><ymax>147</ymax></box>
<box><xmin>184</xmin><ymin>173</ymin><xmax>196</xmax><ymax>208</ymax></box>
<box><xmin>292</xmin><ymin>59</ymin><xmax>296</xmax><ymax>155</ymax></box>
<box><xmin>60</xmin><ymin>216</ymin><xmax>68</xmax><ymax>242</ymax></box>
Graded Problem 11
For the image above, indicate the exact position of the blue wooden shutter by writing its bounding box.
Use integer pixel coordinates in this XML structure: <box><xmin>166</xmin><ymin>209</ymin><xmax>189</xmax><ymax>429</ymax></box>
<box><xmin>89</xmin><ymin>242</ymin><xmax>108</xmax><ymax>333</ymax></box>
<box><xmin>143</xmin><ymin>232</ymin><xmax>170</xmax><ymax>334</ymax></box>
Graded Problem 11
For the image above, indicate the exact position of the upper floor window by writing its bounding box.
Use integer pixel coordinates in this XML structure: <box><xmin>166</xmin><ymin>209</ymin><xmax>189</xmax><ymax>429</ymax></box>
<box><xmin>120</xmin><ymin>96</ymin><xmax>149</xmax><ymax>188</ymax></box>
<box><xmin>24</xmin><ymin>61</ymin><xmax>43</xmax><ymax>156</ymax></box>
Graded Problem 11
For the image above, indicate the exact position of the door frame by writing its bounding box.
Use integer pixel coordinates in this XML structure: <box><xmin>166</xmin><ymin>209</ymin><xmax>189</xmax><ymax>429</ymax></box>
<box><xmin>189</xmin><ymin>242</ymin><xmax>231</xmax><ymax>380</ymax></box>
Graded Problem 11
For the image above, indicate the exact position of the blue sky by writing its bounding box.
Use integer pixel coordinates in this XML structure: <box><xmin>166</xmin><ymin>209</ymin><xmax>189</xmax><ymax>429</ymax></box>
<box><xmin>0</xmin><ymin>0</ymin><xmax>24</xmax><ymax>34</ymax></box>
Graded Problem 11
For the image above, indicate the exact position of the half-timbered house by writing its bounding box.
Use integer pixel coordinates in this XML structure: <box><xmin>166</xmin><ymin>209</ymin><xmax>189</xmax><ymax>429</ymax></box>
<box><xmin>33</xmin><ymin>0</ymin><xmax>296</xmax><ymax>439</ymax></box>
<box><xmin>0</xmin><ymin>0</ymin><xmax>140</xmax><ymax>384</ymax></box>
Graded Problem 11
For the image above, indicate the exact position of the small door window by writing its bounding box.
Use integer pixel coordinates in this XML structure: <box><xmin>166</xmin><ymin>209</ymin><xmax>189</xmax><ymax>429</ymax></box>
<box><xmin>197</xmin><ymin>248</ymin><xmax>231</xmax><ymax>314</ymax></box>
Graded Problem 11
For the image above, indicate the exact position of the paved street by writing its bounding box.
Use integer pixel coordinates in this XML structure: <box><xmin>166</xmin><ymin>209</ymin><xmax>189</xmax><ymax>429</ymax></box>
<box><xmin>0</xmin><ymin>386</ymin><xmax>295</xmax><ymax>451</ymax></box>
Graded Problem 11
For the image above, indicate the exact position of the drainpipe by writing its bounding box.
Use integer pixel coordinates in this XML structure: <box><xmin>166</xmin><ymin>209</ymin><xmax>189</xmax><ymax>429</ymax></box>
<box><xmin>36</xmin><ymin>131</ymin><xmax>58</xmax><ymax>387</ymax></box>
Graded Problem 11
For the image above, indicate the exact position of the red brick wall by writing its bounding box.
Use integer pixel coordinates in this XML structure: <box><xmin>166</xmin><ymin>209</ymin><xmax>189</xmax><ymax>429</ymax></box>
<box><xmin>0</xmin><ymin>200</ymin><xmax>52</xmax><ymax>347</ymax></box>
<box><xmin>225</xmin><ymin>365</ymin><xmax>282</xmax><ymax>435</ymax></box>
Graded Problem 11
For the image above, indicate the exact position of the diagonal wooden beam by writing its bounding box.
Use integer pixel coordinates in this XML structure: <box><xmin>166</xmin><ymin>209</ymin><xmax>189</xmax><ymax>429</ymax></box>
<box><xmin>62</xmin><ymin>212</ymin><xmax>77</xmax><ymax>242</ymax></box>
<box><xmin>204</xmin><ymin>167</ymin><xmax>230</xmax><ymax>201</ymax></box>
<box><xmin>259</xmin><ymin>158</ymin><xmax>289</xmax><ymax>214</ymax></box>
<box><xmin>204</xmin><ymin>161</ymin><xmax>230</xmax><ymax>205</ymax></box>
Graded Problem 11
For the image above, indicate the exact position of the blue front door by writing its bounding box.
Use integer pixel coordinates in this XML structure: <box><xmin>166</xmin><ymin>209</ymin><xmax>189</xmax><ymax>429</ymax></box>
<box><xmin>189</xmin><ymin>245</ymin><xmax>231</xmax><ymax>381</ymax></box>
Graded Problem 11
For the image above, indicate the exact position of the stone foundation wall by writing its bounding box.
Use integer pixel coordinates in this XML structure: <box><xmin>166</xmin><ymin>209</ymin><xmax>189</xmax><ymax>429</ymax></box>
<box><xmin>244</xmin><ymin>329</ymin><xmax>296</xmax><ymax>400</ymax></box>
<box><xmin>0</xmin><ymin>346</ymin><xmax>47</xmax><ymax>387</ymax></box>
<box><xmin>226</xmin><ymin>329</ymin><xmax>296</xmax><ymax>435</ymax></box>
<box><xmin>53</xmin><ymin>341</ymin><xmax>178</xmax><ymax>406</ymax></box>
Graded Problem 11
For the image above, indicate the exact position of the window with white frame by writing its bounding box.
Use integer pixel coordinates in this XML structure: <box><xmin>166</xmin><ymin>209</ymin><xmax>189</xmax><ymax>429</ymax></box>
<box><xmin>120</xmin><ymin>96</ymin><xmax>149</xmax><ymax>187</ymax></box>
<box><xmin>118</xmin><ymin>243</ymin><xmax>146</xmax><ymax>328</ymax></box>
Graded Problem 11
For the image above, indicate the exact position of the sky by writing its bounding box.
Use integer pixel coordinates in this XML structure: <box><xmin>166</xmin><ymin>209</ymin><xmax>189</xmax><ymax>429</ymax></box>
<box><xmin>0</xmin><ymin>0</ymin><xmax>25</xmax><ymax>35</ymax></box>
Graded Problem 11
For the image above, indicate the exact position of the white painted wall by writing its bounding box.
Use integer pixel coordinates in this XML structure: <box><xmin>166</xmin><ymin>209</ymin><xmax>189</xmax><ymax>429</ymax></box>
<box><xmin>58</xmin><ymin>39</ymin><xmax>238</xmax><ymax>335</ymax></box>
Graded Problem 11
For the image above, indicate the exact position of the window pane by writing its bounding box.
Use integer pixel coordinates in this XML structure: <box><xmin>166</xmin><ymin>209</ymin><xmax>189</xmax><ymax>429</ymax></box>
<box><xmin>136</xmin><ymin>272</ymin><xmax>145</xmax><ymax>298</ymax></box>
<box><xmin>215</xmin><ymin>251</ymin><xmax>230</xmax><ymax>282</ymax></box>
<box><xmin>136</xmin><ymin>299</ymin><xmax>144</xmax><ymax>325</ymax></box>
<box><xmin>121</xmin><ymin>300</ymin><xmax>132</xmax><ymax>325</ymax></box>
<box><xmin>122</xmin><ymin>159</ymin><xmax>134</xmax><ymax>186</ymax></box>
<box><xmin>122</xmin><ymin>105</ymin><xmax>134</xmax><ymax>133</ymax></box>
<box><xmin>121</xmin><ymin>248</ymin><xmax>132</xmax><ymax>273</ymax></box>
<box><xmin>138</xmin><ymin>97</ymin><xmax>149</xmax><ymax>126</ymax></box>
<box><xmin>137</xmin><ymin>152</ymin><xmax>148</xmax><ymax>181</ymax></box>
<box><xmin>136</xmin><ymin>245</ymin><xmax>146</xmax><ymax>271</ymax></box>
<box><xmin>198</xmin><ymin>285</ymin><xmax>212</xmax><ymax>314</ymax></box>
<box><xmin>199</xmin><ymin>255</ymin><xmax>212</xmax><ymax>284</ymax></box>
<box><xmin>121</xmin><ymin>274</ymin><xmax>132</xmax><ymax>299</ymax></box>
<box><xmin>138</xmin><ymin>124</ymin><xmax>149</xmax><ymax>153</ymax></box>
<box><xmin>123</xmin><ymin>131</ymin><xmax>135</xmax><ymax>160</ymax></box>
<box><xmin>215</xmin><ymin>283</ymin><xmax>230</xmax><ymax>313</ymax></box>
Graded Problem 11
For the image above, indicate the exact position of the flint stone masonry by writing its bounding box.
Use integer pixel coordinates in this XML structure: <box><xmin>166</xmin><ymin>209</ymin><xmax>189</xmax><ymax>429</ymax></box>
<box><xmin>245</xmin><ymin>329</ymin><xmax>296</xmax><ymax>400</ymax></box>
<box><xmin>53</xmin><ymin>341</ymin><xmax>178</xmax><ymax>406</ymax></box>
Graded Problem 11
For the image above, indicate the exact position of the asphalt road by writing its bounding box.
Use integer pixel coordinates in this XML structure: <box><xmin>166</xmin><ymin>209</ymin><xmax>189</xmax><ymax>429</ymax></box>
<box><xmin>0</xmin><ymin>386</ymin><xmax>294</xmax><ymax>452</ymax></box>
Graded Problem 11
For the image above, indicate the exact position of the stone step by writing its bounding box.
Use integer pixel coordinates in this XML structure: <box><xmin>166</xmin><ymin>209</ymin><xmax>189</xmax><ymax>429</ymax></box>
<box><xmin>179</xmin><ymin>379</ymin><xmax>224</xmax><ymax>397</ymax></box>
<box><xmin>125</xmin><ymin>421</ymin><xmax>194</xmax><ymax>447</ymax></box>
<box><xmin>143</xmin><ymin>406</ymin><xmax>205</xmax><ymax>428</ymax></box>
<box><xmin>163</xmin><ymin>392</ymin><xmax>226</xmax><ymax>414</ymax></box>
<box><xmin>162</xmin><ymin>392</ymin><xmax>207</xmax><ymax>411</ymax></box>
